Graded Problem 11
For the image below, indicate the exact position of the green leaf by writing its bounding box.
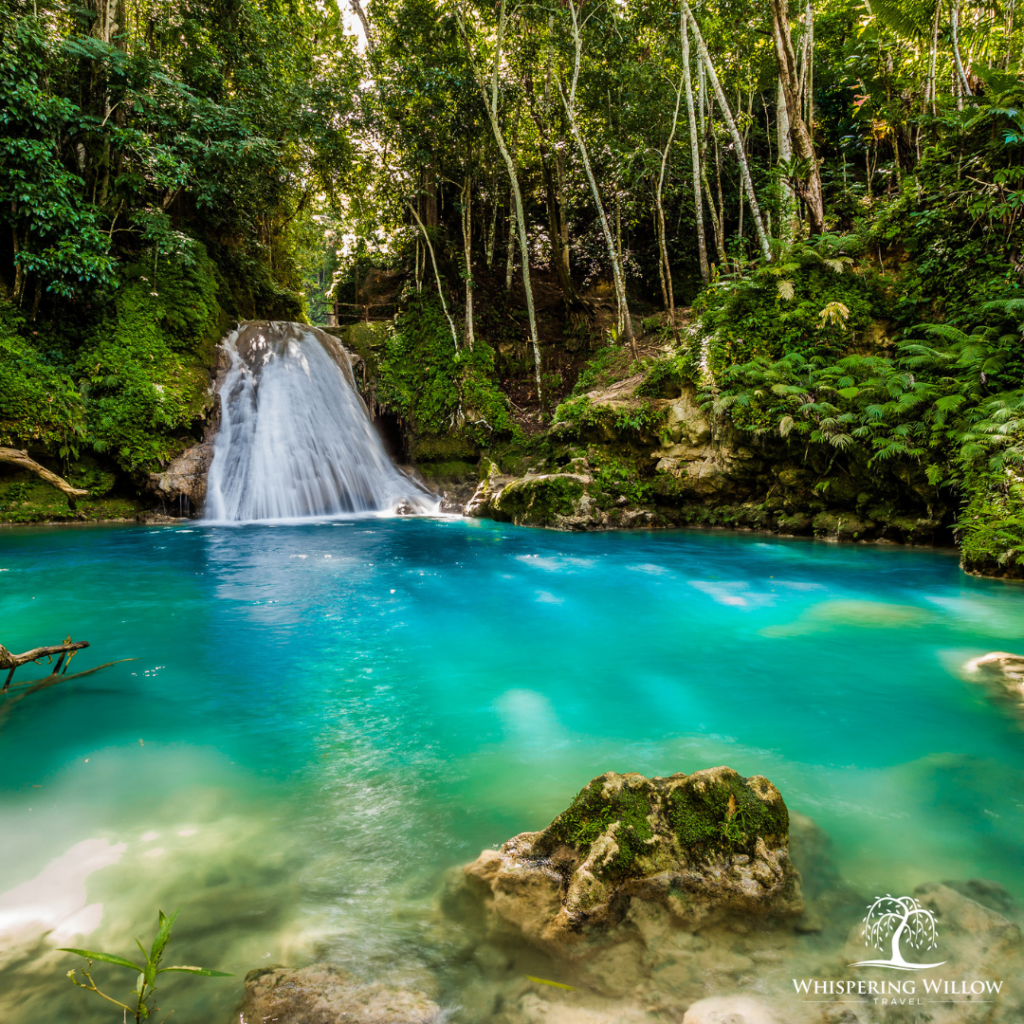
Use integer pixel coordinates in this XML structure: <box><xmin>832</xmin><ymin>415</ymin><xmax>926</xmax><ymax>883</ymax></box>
<box><xmin>58</xmin><ymin>949</ymin><xmax>143</xmax><ymax>972</ymax></box>
<box><xmin>158</xmin><ymin>966</ymin><xmax>234</xmax><ymax>976</ymax></box>
<box><xmin>150</xmin><ymin>907</ymin><xmax>180</xmax><ymax>963</ymax></box>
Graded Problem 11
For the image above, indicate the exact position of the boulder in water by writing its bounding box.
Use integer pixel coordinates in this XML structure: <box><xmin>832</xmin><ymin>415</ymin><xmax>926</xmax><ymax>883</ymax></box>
<box><xmin>449</xmin><ymin>768</ymin><xmax>802</xmax><ymax>993</ymax></box>
<box><xmin>963</xmin><ymin>651</ymin><xmax>1024</xmax><ymax>701</ymax></box>
<box><xmin>238</xmin><ymin>964</ymin><xmax>442</xmax><ymax>1024</ymax></box>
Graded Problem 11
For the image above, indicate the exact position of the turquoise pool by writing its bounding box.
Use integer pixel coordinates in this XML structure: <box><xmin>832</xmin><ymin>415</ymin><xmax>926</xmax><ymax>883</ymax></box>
<box><xmin>2</xmin><ymin>520</ymin><xmax>1023</xmax><ymax>1020</ymax></box>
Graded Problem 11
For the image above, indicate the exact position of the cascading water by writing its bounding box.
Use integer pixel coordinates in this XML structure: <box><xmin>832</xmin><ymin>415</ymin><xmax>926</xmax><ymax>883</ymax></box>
<box><xmin>204</xmin><ymin>321</ymin><xmax>439</xmax><ymax>521</ymax></box>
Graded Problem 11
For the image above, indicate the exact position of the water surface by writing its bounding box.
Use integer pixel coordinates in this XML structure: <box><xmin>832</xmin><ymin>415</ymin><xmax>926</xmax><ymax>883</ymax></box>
<box><xmin>2</xmin><ymin>520</ymin><xmax>1023</xmax><ymax>1020</ymax></box>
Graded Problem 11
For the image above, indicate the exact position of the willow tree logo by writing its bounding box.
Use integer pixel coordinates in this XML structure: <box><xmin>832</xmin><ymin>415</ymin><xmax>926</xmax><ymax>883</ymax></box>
<box><xmin>850</xmin><ymin>895</ymin><xmax>947</xmax><ymax>971</ymax></box>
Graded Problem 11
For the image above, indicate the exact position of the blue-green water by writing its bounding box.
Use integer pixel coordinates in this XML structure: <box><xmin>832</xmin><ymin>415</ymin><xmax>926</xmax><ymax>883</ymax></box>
<box><xmin>2</xmin><ymin>519</ymin><xmax>1024</xmax><ymax>1020</ymax></box>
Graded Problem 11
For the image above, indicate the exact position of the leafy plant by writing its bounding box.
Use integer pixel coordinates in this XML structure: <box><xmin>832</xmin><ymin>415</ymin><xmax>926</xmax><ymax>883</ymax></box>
<box><xmin>59</xmin><ymin>907</ymin><xmax>231</xmax><ymax>1023</ymax></box>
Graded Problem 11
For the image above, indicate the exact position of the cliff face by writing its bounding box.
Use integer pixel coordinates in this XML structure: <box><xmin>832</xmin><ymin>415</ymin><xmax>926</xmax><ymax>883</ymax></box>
<box><xmin>464</xmin><ymin>378</ymin><xmax>952</xmax><ymax>548</ymax></box>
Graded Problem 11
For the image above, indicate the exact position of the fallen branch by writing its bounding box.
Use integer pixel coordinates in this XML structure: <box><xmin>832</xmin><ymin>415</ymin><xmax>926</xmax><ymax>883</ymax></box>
<box><xmin>1</xmin><ymin>639</ymin><xmax>90</xmax><ymax>691</ymax></box>
<box><xmin>0</xmin><ymin>448</ymin><xmax>89</xmax><ymax>504</ymax></box>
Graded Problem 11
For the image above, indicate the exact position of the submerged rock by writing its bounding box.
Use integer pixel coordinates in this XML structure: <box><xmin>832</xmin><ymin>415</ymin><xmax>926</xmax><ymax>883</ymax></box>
<box><xmin>681</xmin><ymin>995</ymin><xmax>782</xmax><ymax>1024</ymax></box>
<box><xmin>238</xmin><ymin>964</ymin><xmax>442</xmax><ymax>1024</ymax></box>
<box><xmin>448</xmin><ymin>768</ymin><xmax>802</xmax><ymax>993</ymax></box>
<box><xmin>963</xmin><ymin>651</ymin><xmax>1024</xmax><ymax>703</ymax></box>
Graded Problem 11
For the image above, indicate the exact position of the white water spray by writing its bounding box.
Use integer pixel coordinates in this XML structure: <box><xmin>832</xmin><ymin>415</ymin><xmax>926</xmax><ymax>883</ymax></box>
<box><xmin>204</xmin><ymin>321</ymin><xmax>438</xmax><ymax>522</ymax></box>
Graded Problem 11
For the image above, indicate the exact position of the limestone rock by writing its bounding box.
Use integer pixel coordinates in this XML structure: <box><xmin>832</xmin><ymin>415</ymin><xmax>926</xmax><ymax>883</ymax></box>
<box><xmin>681</xmin><ymin>995</ymin><xmax>782</xmax><ymax>1024</ymax></box>
<box><xmin>146</xmin><ymin>441</ymin><xmax>214</xmax><ymax>514</ymax></box>
<box><xmin>664</xmin><ymin>390</ymin><xmax>712</xmax><ymax>447</ymax></box>
<box><xmin>453</xmin><ymin>768</ymin><xmax>802</xmax><ymax>989</ymax></box>
<box><xmin>962</xmin><ymin>651</ymin><xmax>1024</xmax><ymax>702</ymax></box>
<box><xmin>238</xmin><ymin>964</ymin><xmax>442</xmax><ymax>1024</ymax></box>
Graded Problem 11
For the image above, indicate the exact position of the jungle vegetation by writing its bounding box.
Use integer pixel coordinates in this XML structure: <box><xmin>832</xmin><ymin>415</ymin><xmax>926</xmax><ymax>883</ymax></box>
<box><xmin>1</xmin><ymin>0</ymin><xmax>1023</xmax><ymax>567</ymax></box>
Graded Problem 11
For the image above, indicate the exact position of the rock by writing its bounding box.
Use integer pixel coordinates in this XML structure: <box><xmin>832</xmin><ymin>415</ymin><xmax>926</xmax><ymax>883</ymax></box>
<box><xmin>147</xmin><ymin>441</ymin><xmax>214</xmax><ymax>515</ymax></box>
<box><xmin>681</xmin><ymin>995</ymin><xmax>781</xmax><ymax>1024</ymax></box>
<box><xmin>940</xmin><ymin>878</ymin><xmax>1016</xmax><ymax>915</ymax></box>
<box><xmin>962</xmin><ymin>651</ymin><xmax>1024</xmax><ymax>701</ymax></box>
<box><xmin>664</xmin><ymin>390</ymin><xmax>712</xmax><ymax>447</ymax></box>
<box><xmin>238</xmin><ymin>964</ymin><xmax>442</xmax><ymax>1024</ymax></box>
<box><xmin>451</xmin><ymin>769</ymin><xmax>802</xmax><ymax>993</ymax></box>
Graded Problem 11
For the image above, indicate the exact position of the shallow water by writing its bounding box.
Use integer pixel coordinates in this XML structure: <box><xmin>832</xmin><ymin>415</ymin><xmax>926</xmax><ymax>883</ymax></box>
<box><xmin>2</xmin><ymin>520</ymin><xmax>1023</xmax><ymax>1021</ymax></box>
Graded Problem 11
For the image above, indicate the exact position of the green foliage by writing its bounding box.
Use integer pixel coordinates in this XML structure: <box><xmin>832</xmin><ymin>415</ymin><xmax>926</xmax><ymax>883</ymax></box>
<box><xmin>0</xmin><ymin>302</ymin><xmax>83</xmax><ymax>455</ymax></box>
<box><xmin>74</xmin><ymin>248</ymin><xmax>224</xmax><ymax>471</ymax></box>
<box><xmin>60</xmin><ymin>907</ymin><xmax>231</xmax><ymax>1023</ymax></box>
<box><xmin>695</xmin><ymin>236</ymin><xmax>886</xmax><ymax>375</ymax></box>
<box><xmin>549</xmin><ymin>778</ymin><xmax>654</xmax><ymax>874</ymax></box>
<box><xmin>377</xmin><ymin>293</ymin><xmax>512</xmax><ymax>442</ymax></box>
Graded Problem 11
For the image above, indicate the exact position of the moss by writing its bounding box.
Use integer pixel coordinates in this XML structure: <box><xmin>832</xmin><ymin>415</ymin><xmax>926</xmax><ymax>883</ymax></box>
<box><xmin>667</xmin><ymin>771</ymin><xmax>789</xmax><ymax>857</ymax></box>
<box><xmin>411</xmin><ymin>435</ymin><xmax>479</xmax><ymax>460</ymax></box>
<box><xmin>0</xmin><ymin>465</ymin><xmax>147</xmax><ymax>523</ymax></box>
<box><xmin>493</xmin><ymin>476</ymin><xmax>585</xmax><ymax>526</ymax></box>
<box><xmin>549</xmin><ymin>777</ymin><xmax>655</xmax><ymax>876</ymax></box>
<box><xmin>416</xmin><ymin>459</ymin><xmax>479</xmax><ymax>481</ymax></box>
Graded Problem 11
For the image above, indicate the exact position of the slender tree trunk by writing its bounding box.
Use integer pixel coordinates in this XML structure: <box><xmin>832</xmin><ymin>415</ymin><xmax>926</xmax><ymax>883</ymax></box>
<box><xmin>656</xmin><ymin>73</ymin><xmax>683</xmax><ymax>334</ymax></box>
<box><xmin>505</xmin><ymin>193</ymin><xmax>516</xmax><ymax>291</ymax></box>
<box><xmin>777</xmin><ymin>77</ymin><xmax>796</xmax><ymax>242</ymax></box>
<box><xmin>951</xmin><ymin>0</ymin><xmax>971</xmax><ymax>105</ymax></box>
<box><xmin>349</xmin><ymin>0</ymin><xmax>373</xmax><ymax>50</ymax></box>
<box><xmin>769</xmin><ymin>0</ymin><xmax>825</xmax><ymax>235</ymax></box>
<box><xmin>681</xmin><ymin>9</ymin><xmax>709</xmax><ymax>283</ymax></box>
<box><xmin>406</xmin><ymin>201</ymin><xmax>460</xmax><ymax>349</ymax></box>
<box><xmin>562</xmin><ymin>0</ymin><xmax>636</xmax><ymax>356</ymax></box>
<box><xmin>486</xmin><ymin>194</ymin><xmax>498</xmax><ymax>267</ymax></box>
<box><xmin>456</xmin><ymin>2</ymin><xmax>543</xmax><ymax>402</ymax></box>
<box><xmin>927</xmin><ymin>0</ymin><xmax>941</xmax><ymax>114</ymax></box>
<box><xmin>462</xmin><ymin>175</ymin><xmax>474</xmax><ymax>350</ymax></box>
<box><xmin>804</xmin><ymin>0</ymin><xmax>814</xmax><ymax>138</ymax></box>
<box><xmin>682</xmin><ymin>1</ymin><xmax>772</xmax><ymax>258</ymax></box>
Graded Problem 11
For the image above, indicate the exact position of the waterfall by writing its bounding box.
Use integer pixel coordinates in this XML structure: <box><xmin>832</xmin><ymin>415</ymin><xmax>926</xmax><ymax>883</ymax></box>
<box><xmin>204</xmin><ymin>321</ymin><xmax>439</xmax><ymax>522</ymax></box>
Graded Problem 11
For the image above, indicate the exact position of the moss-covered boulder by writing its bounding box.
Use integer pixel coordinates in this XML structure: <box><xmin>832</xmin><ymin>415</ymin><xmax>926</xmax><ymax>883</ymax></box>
<box><xmin>452</xmin><ymin>768</ymin><xmax>802</xmax><ymax>985</ymax></box>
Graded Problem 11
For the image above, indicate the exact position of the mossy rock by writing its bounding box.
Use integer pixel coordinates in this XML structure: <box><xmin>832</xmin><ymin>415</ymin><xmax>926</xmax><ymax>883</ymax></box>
<box><xmin>540</xmin><ymin>768</ymin><xmax>790</xmax><ymax>881</ymax></box>
<box><xmin>492</xmin><ymin>474</ymin><xmax>587</xmax><ymax>527</ymax></box>
<box><xmin>457</xmin><ymin>767</ymin><xmax>803</xmax><ymax>960</ymax></box>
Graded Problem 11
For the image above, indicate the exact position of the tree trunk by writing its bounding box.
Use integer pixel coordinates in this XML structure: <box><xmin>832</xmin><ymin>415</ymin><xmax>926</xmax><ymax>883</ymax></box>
<box><xmin>406</xmin><ymin>202</ymin><xmax>460</xmax><ymax>349</ymax></box>
<box><xmin>656</xmin><ymin>73</ymin><xmax>683</xmax><ymax>334</ymax></box>
<box><xmin>682</xmin><ymin>1</ymin><xmax>773</xmax><ymax>258</ymax></box>
<box><xmin>457</xmin><ymin>2</ymin><xmax>543</xmax><ymax>403</ymax></box>
<box><xmin>529</xmin><ymin>84</ymin><xmax>584</xmax><ymax>307</ymax></box>
<box><xmin>681</xmin><ymin>9</ymin><xmax>709</xmax><ymax>283</ymax></box>
<box><xmin>777</xmin><ymin>77</ymin><xmax>796</xmax><ymax>242</ymax></box>
<box><xmin>769</xmin><ymin>0</ymin><xmax>825</xmax><ymax>235</ymax></box>
<box><xmin>0</xmin><ymin>448</ymin><xmax>89</xmax><ymax>505</ymax></box>
<box><xmin>926</xmin><ymin>0</ymin><xmax>941</xmax><ymax>114</ymax></box>
<box><xmin>349</xmin><ymin>0</ymin><xmax>373</xmax><ymax>50</ymax></box>
<box><xmin>563</xmin><ymin>0</ymin><xmax>636</xmax><ymax>356</ymax></box>
<box><xmin>951</xmin><ymin>0</ymin><xmax>971</xmax><ymax>106</ymax></box>
<box><xmin>461</xmin><ymin>175</ymin><xmax>474</xmax><ymax>350</ymax></box>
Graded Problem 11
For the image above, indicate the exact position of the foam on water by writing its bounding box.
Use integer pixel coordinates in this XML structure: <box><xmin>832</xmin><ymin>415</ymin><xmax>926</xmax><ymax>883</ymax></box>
<box><xmin>204</xmin><ymin>321</ymin><xmax>438</xmax><ymax>522</ymax></box>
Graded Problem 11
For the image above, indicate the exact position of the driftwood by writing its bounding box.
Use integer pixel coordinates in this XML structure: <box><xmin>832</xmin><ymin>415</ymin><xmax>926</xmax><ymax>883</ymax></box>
<box><xmin>1</xmin><ymin>639</ymin><xmax>90</xmax><ymax>691</ymax></box>
<box><xmin>0</xmin><ymin>447</ymin><xmax>89</xmax><ymax>505</ymax></box>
